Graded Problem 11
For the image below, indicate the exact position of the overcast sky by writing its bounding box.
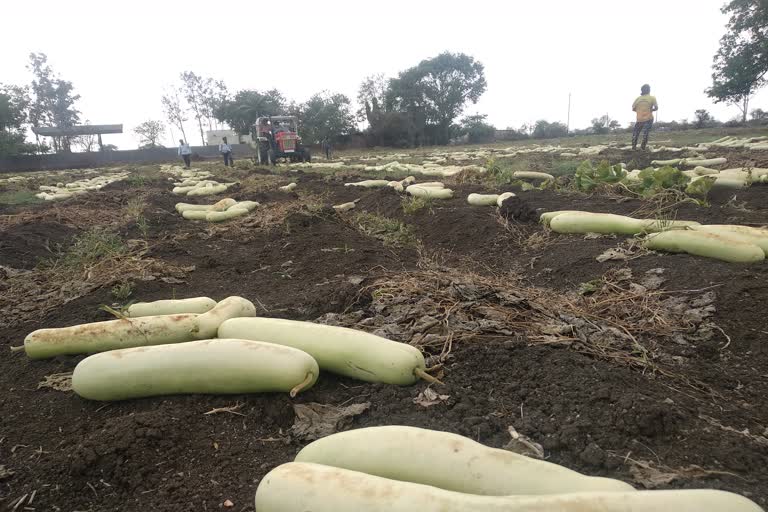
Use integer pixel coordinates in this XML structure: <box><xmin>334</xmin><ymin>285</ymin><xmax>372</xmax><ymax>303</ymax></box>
<box><xmin>3</xmin><ymin>0</ymin><xmax>766</xmax><ymax>150</ymax></box>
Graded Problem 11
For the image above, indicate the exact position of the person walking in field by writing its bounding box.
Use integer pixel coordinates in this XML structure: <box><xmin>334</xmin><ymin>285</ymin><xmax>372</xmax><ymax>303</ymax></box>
<box><xmin>321</xmin><ymin>139</ymin><xmax>332</xmax><ymax>160</ymax></box>
<box><xmin>219</xmin><ymin>137</ymin><xmax>234</xmax><ymax>167</ymax></box>
<box><xmin>631</xmin><ymin>84</ymin><xmax>658</xmax><ymax>150</ymax></box>
<box><xmin>178</xmin><ymin>139</ymin><xmax>192</xmax><ymax>169</ymax></box>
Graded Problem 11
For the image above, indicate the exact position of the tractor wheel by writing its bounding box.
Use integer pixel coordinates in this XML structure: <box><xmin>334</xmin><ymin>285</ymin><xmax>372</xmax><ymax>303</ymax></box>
<box><xmin>267</xmin><ymin>149</ymin><xmax>276</xmax><ymax>166</ymax></box>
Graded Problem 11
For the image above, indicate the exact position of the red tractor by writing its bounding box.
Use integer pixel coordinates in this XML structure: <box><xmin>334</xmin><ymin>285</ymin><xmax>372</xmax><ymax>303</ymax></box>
<box><xmin>252</xmin><ymin>116</ymin><xmax>311</xmax><ymax>165</ymax></box>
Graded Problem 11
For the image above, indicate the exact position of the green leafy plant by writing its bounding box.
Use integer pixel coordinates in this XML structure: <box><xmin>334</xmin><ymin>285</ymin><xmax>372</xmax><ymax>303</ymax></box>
<box><xmin>635</xmin><ymin>166</ymin><xmax>689</xmax><ymax>196</ymax></box>
<box><xmin>574</xmin><ymin>160</ymin><xmax>627</xmax><ymax>191</ymax></box>
<box><xmin>50</xmin><ymin>230</ymin><xmax>125</xmax><ymax>268</ymax></box>
<box><xmin>354</xmin><ymin>212</ymin><xmax>416</xmax><ymax>247</ymax></box>
<box><xmin>111</xmin><ymin>281</ymin><xmax>134</xmax><ymax>301</ymax></box>
<box><xmin>126</xmin><ymin>197</ymin><xmax>146</xmax><ymax>219</ymax></box>
<box><xmin>684</xmin><ymin>176</ymin><xmax>716</xmax><ymax>197</ymax></box>
<box><xmin>136</xmin><ymin>215</ymin><xmax>150</xmax><ymax>237</ymax></box>
<box><xmin>550</xmin><ymin>159</ymin><xmax>580</xmax><ymax>177</ymax></box>
<box><xmin>402</xmin><ymin>196</ymin><xmax>432</xmax><ymax>215</ymax></box>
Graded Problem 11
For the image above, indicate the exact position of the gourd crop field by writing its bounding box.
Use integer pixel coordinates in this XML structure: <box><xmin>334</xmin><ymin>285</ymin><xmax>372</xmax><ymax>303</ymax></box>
<box><xmin>1</xmin><ymin>131</ymin><xmax>768</xmax><ymax>511</ymax></box>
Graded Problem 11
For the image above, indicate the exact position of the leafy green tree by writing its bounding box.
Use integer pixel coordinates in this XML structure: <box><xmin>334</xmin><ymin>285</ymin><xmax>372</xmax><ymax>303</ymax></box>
<box><xmin>0</xmin><ymin>84</ymin><xmax>37</xmax><ymax>156</ymax></box>
<box><xmin>27</xmin><ymin>52</ymin><xmax>81</xmax><ymax>152</ymax></box>
<box><xmin>180</xmin><ymin>71</ymin><xmax>214</xmax><ymax>145</ymax></box>
<box><xmin>455</xmin><ymin>114</ymin><xmax>496</xmax><ymax>143</ymax></box>
<box><xmin>134</xmin><ymin>120</ymin><xmax>165</xmax><ymax>148</ymax></box>
<box><xmin>202</xmin><ymin>79</ymin><xmax>228</xmax><ymax>131</ymax></box>
<box><xmin>357</xmin><ymin>73</ymin><xmax>387</xmax><ymax>125</ymax></box>
<box><xmin>750</xmin><ymin>107</ymin><xmax>767</xmax><ymax>122</ymax></box>
<box><xmin>532</xmin><ymin>120</ymin><xmax>568</xmax><ymax>139</ymax></box>
<box><xmin>74</xmin><ymin>121</ymin><xmax>98</xmax><ymax>152</ymax></box>
<box><xmin>590</xmin><ymin>115</ymin><xmax>621</xmax><ymax>134</ymax></box>
<box><xmin>706</xmin><ymin>0</ymin><xmax>768</xmax><ymax>122</ymax></box>
<box><xmin>694</xmin><ymin>109</ymin><xmax>714</xmax><ymax>128</ymax></box>
<box><xmin>386</xmin><ymin>52</ymin><xmax>487</xmax><ymax>145</ymax></box>
<box><xmin>295</xmin><ymin>91</ymin><xmax>356</xmax><ymax>144</ymax></box>
<box><xmin>215</xmin><ymin>89</ymin><xmax>287</xmax><ymax>135</ymax></box>
<box><xmin>161</xmin><ymin>89</ymin><xmax>188</xmax><ymax>142</ymax></box>
<box><xmin>590</xmin><ymin>116</ymin><xmax>609</xmax><ymax>134</ymax></box>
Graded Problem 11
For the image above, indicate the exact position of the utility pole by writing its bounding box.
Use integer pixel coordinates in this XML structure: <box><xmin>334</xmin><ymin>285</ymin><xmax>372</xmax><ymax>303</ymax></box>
<box><xmin>566</xmin><ymin>92</ymin><xmax>571</xmax><ymax>134</ymax></box>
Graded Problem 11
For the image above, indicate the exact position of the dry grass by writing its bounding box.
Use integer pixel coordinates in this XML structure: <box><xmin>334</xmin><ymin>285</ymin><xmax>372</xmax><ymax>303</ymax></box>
<box><xmin>495</xmin><ymin>211</ymin><xmax>555</xmax><ymax>251</ymax></box>
<box><xmin>238</xmin><ymin>174</ymin><xmax>285</xmax><ymax>194</ymax></box>
<box><xmin>0</xmin><ymin>237</ymin><xmax>191</xmax><ymax>330</ymax></box>
<box><xmin>352</xmin><ymin>212</ymin><xmax>417</xmax><ymax>247</ymax></box>
<box><xmin>0</xmin><ymin>199</ymin><xmax>128</xmax><ymax>230</ymax></box>
<box><xmin>125</xmin><ymin>197</ymin><xmax>147</xmax><ymax>220</ymax></box>
<box><xmin>337</xmin><ymin>265</ymin><xmax>721</xmax><ymax>395</ymax></box>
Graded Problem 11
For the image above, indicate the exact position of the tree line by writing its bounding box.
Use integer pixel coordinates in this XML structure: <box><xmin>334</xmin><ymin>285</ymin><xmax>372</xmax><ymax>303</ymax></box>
<box><xmin>1</xmin><ymin>2</ymin><xmax>765</xmax><ymax>157</ymax></box>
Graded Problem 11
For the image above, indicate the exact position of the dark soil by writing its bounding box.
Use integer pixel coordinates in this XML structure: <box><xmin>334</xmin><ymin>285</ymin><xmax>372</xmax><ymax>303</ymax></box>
<box><xmin>2</xmin><ymin>162</ymin><xmax>768</xmax><ymax>511</ymax></box>
<box><xmin>0</xmin><ymin>221</ymin><xmax>78</xmax><ymax>269</ymax></box>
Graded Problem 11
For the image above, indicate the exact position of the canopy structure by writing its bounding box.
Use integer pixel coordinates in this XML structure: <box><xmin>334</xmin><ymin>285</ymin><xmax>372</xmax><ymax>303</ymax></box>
<box><xmin>32</xmin><ymin>124</ymin><xmax>123</xmax><ymax>151</ymax></box>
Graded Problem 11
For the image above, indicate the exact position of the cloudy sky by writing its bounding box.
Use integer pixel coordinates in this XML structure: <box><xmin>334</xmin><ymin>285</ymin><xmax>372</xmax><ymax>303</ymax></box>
<box><xmin>2</xmin><ymin>0</ymin><xmax>766</xmax><ymax>149</ymax></box>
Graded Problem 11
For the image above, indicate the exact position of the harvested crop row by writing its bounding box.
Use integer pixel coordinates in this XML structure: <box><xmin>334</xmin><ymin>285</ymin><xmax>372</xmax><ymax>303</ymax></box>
<box><xmin>254</xmin><ymin>425</ymin><xmax>760</xmax><ymax>511</ymax></box>
<box><xmin>255</xmin><ymin>463</ymin><xmax>761</xmax><ymax>512</ymax></box>
<box><xmin>36</xmin><ymin>172</ymin><xmax>130</xmax><ymax>201</ymax></box>
<box><xmin>176</xmin><ymin>198</ymin><xmax>259</xmax><ymax>222</ymax></box>
<box><xmin>19</xmin><ymin>296</ymin><xmax>256</xmax><ymax>359</ymax></box>
<box><xmin>542</xmin><ymin>211</ymin><xmax>768</xmax><ymax>263</ymax></box>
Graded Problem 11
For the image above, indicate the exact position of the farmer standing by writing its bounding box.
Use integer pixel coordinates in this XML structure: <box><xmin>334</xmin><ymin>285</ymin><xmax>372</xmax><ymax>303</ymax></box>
<box><xmin>219</xmin><ymin>136</ymin><xmax>234</xmax><ymax>167</ymax></box>
<box><xmin>321</xmin><ymin>139</ymin><xmax>332</xmax><ymax>160</ymax></box>
<box><xmin>178</xmin><ymin>139</ymin><xmax>192</xmax><ymax>169</ymax></box>
<box><xmin>631</xmin><ymin>84</ymin><xmax>658</xmax><ymax>150</ymax></box>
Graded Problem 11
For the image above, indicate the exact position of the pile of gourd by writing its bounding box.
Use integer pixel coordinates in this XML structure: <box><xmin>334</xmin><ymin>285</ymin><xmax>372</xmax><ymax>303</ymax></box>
<box><xmin>467</xmin><ymin>192</ymin><xmax>517</xmax><ymax>207</ymax></box>
<box><xmin>696</xmin><ymin>135</ymin><xmax>768</xmax><ymax>151</ymax></box>
<box><xmin>254</xmin><ymin>425</ymin><xmax>761</xmax><ymax>511</ymax></box>
<box><xmin>17</xmin><ymin>295</ymin><xmax>431</xmax><ymax>401</ymax></box>
<box><xmin>17</xmin><ymin>294</ymin><xmax>761</xmax><ymax>510</ymax></box>
<box><xmin>543</xmin><ymin>210</ymin><xmax>768</xmax><ymax>263</ymax></box>
<box><xmin>360</xmin><ymin>160</ymin><xmax>485</xmax><ymax>177</ymax></box>
<box><xmin>642</xmin><ymin>157</ymin><xmax>767</xmax><ymax>189</ymax></box>
<box><xmin>343</xmin><ymin>177</ymin><xmax>456</xmax><ymax>200</ymax></box>
<box><xmin>162</xmin><ymin>166</ymin><xmax>238</xmax><ymax>197</ymax></box>
<box><xmin>35</xmin><ymin>171</ymin><xmax>130</xmax><ymax>201</ymax></box>
<box><xmin>175</xmin><ymin>197</ymin><xmax>259</xmax><ymax>222</ymax></box>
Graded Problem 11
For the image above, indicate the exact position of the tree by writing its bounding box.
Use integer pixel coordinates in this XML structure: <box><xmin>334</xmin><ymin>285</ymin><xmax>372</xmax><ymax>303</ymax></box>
<box><xmin>73</xmin><ymin>121</ymin><xmax>97</xmax><ymax>152</ymax></box>
<box><xmin>357</xmin><ymin>73</ymin><xmax>388</xmax><ymax>125</ymax></box>
<box><xmin>590</xmin><ymin>115</ymin><xmax>621</xmax><ymax>134</ymax></box>
<box><xmin>590</xmin><ymin>115</ymin><xmax>609</xmax><ymax>134</ymax></box>
<box><xmin>532</xmin><ymin>120</ymin><xmax>568</xmax><ymax>139</ymax></box>
<box><xmin>296</xmin><ymin>91</ymin><xmax>356</xmax><ymax>144</ymax></box>
<box><xmin>202</xmin><ymin>80</ymin><xmax>228</xmax><ymax>131</ymax></box>
<box><xmin>386</xmin><ymin>52</ymin><xmax>487</xmax><ymax>145</ymax></box>
<box><xmin>694</xmin><ymin>109</ymin><xmax>714</xmax><ymax>128</ymax></box>
<box><xmin>455</xmin><ymin>114</ymin><xmax>496</xmax><ymax>143</ymax></box>
<box><xmin>0</xmin><ymin>84</ymin><xmax>36</xmax><ymax>156</ymax></box>
<box><xmin>161</xmin><ymin>89</ymin><xmax>188</xmax><ymax>143</ymax></box>
<box><xmin>179</xmin><ymin>71</ymin><xmax>213</xmax><ymax>145</ymax></box>
<box><xmin>215</xmin><ymin>89</ymin><xmax>287</xmax><ymax>135</ymax></box>
<box><xmin>134</xmin><ymin>120</ymin><xmax>165</xmax><ymax>148</ymax></box>
<box><xmin>750</xmin><ymin>107</ymin><xmax>768</xmax><ymax>123</ymax></box>
<box><xmin>27</xmin><ymin>52</ymin><xmax>81</xmax><ymax>152</ymax></box>
<box><xmin>706</xmin><ymin>0</ymin><xmax>768</xmax><ymax>122</ymax></box>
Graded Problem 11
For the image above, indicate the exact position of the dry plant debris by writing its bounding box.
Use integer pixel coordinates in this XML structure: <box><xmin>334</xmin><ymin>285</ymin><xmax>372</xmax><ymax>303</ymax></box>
<box><xmin>0</xmin><ymin>239</ymin><xmax>192</xmax><ymax>329</ymax></box>
<box><xmin>318</xmin><ymin>266</ymin><xmax>721</xmax><ymax>393</ymax></box>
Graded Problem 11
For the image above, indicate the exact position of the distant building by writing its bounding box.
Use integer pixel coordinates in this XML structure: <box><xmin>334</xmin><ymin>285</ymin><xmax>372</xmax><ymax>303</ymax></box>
<box><xmin>206</xmin><ymin>130</ymin><xmax>252</xmax><ymax>146</ymax></box>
